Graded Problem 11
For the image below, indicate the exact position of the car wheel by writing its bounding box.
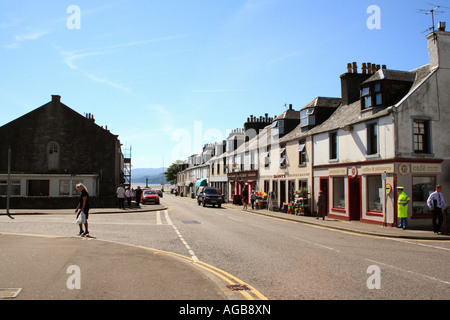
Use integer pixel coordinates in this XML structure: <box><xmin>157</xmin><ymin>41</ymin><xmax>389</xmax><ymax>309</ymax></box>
<box><xmin>218</xmin><ymin>203</ymin><xmax>221</xmax><ymax>208</ymax></box>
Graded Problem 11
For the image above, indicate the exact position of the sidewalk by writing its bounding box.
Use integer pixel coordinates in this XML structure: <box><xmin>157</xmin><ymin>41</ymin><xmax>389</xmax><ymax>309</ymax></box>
<box><xmin>1</xmin><ymin>204</ymin><xmax>167</xmax><ymax>216</ymax></box>
<box><xmin>220</xmin><ymin>202</ymin><xmax>450</xmax><ymax>241</ymax></box>
<box><xmin>174</xmin><ymin>194</ymin><xmax>450</xmax><ymax>241</ymax></box>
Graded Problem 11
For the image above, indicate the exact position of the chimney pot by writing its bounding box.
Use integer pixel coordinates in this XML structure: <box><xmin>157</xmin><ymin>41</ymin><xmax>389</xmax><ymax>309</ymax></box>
<box><xmin>352</xmin><ymin>62</ymin><xmax>357</xmax><ymax>73</ymax></box>
<box><xmin>347</xmin><ymin>63</ymin><xmax>352</xmax><ymax>73</ymax></box>
<box><xmin>362</xmin><ymin>63</ymin><xmax>367</xmax><ymax>74</ymax></box>
<box><xmin>438</xmin><ymin>21</ymin><xmax>446</xmax><ymax>32</ymax></box>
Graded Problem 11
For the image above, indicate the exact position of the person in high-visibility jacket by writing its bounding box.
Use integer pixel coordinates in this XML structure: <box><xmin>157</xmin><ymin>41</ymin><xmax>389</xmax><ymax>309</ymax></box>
<box><xmin>397</xmin><ymin>186</ymin><xmax>410</xmax><ymax>229</ymax></box>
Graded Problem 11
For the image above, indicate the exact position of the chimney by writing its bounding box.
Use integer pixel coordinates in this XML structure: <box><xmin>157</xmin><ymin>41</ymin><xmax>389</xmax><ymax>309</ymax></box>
<box><xmin>289</xmin><ymin>104</ymin><xmax>293</xmax><ymax>110</ymax></box>
<box><xmin>427</xmin><ymin>23</ymin><xmax>450</xmax><ymax>69</ymax></box>
<box><xmin>340</xmin><ymin>62</ymin><xmax>373</xmax><ymax>106</ymax></box>
<box><xmin>51</xmin><ymin>95</ymin><xmax>61</xmax><ymax>103</ymax></box>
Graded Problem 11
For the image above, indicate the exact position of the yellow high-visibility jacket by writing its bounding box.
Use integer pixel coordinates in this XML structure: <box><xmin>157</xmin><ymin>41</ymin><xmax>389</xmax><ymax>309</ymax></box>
<box><xmin>397</xmin><ymin>191</ymin><xmax>410</xmax><ymax>218</ymax></box>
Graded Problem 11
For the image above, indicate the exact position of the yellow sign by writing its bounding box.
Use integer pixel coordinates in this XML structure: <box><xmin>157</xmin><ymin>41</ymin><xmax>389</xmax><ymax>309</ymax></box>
<box><xmin>386</xmin><ymin>183</ymin><xmax>392</xmax><ymax>195</ymax></box>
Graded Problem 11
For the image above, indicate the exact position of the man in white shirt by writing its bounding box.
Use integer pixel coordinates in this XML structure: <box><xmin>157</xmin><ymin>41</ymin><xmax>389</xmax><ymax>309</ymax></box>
<box><xmin>117</xmin><ymin>184</ymin><xmax>126</xmax><ymax>209</ymax></box>
<box><xmin>427</xmin><ymin>185</ymin><xmax>449</xmax><ymax>234</ymax></box>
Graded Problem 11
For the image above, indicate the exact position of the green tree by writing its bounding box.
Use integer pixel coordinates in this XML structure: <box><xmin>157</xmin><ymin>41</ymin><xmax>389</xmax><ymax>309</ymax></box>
<box><xmin>164</xmin><ymin>161</ymin><xmax>182</xmax><ymax>185</ymax></box>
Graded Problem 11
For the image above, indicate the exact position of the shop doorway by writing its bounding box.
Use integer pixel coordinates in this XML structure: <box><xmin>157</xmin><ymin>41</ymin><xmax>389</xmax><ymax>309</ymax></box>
<box><xmin>348</xmin><ymin>177</ymin><xmax>361</xmax><ymax>221</ymax></box>
<box><xmin>319</xmin><ymin>178</ymin><xmax>328</xmax><ymax>214</ymax></box>
<box><xmin>280</xmin><ymin>180</ymin><xmax>286</xmax><ymax>205</ymax></box>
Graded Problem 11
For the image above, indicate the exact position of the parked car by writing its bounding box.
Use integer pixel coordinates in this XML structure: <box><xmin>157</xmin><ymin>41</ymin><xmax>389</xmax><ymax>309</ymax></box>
<box><xmin>141</xmin><ymin>190</ymin><xmax>160</xmax><ymax>205</ymax></box>
<box><xmin>197</xmin><ymin>187</ymin><xmax>222</xmax><ymax>207</ymax></box>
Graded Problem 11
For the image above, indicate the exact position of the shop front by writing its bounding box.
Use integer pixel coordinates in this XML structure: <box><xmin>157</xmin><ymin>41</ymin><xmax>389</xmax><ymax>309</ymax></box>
<box><xmin>313</xmin><ymin>159</ymin><xmax>445</xmax><ymax>228</ymax></box>
<box><xmin>227</xmin><ymin>170</ymin><xmax>258</xmax><ymax>205</ymax></box>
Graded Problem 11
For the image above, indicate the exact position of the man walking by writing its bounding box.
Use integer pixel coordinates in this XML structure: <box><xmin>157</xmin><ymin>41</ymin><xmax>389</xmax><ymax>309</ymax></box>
<box><xmin>427</xmin><ymin>185</ymin><xmax>449</xmax><ymax>235</ymax></box>
<box><xmin>397</xmin><ymin>186</ymin><xmax>410</xmax><ymax>230</ymax></box>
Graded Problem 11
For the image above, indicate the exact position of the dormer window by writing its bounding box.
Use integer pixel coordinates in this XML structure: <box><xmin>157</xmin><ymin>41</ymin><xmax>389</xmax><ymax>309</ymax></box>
<box><xmin>361</xmin><ymin>82</ymin><xmax>383</xmax><ymax>109</ymax></box>
<box><xmin>300</xmin><ymin>108</ymin><xmax>315</xmax><ymax>127</ymax></box>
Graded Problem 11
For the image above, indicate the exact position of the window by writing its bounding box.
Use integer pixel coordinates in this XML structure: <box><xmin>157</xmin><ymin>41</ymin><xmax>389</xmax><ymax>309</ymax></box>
<box><xmin>298</xmin><ymin>141</ymin><xmax>306</xmax><ymax>166</ymax></box>
<box><xmin>59</xmin><ymin>180</ymin><xmax>71</xmax><ymax>196</ymax></box>
<box><xmin>333</xmin><ymin>177</ymin><xmax>345</xmax><ymax>208</ymax></box>
<box><xmin>279</xmin><ymin>146</ymin><xmax>286</xmax><ymax>168</ymax></box>
<box><xmin>367</xmin><ymin>122</ymin><xmax>378</xmax><ymax>155</ymax></box>
<box><xmin>412</xmin><ymin>176</ymin><xmax>435</xmax><ymax>214</ymax></box>
<box><xmin>0</xmin><ymin>180</ymin><xmax>21</xmax><ymax>196</ymax></box>
<box><xmin>374</xmin><ymin>83</ymin><xmax>382</xmax><ymax>105</ymax></box>
<box><xmin>47</xmin><ymin>142</ymin><xmax>60</xmax><ymax>170</ymax></box>
<box><xmin>329</xmin><ymin>132</ymin><xmax>337</xmax><ymax>160</ymax></box>
<box><xmin>300</xmin><ymin>108</ymin><xmax>315</xmax><ymax>127</ymax></box>
<box><xmin>367</xmin><ymin>176</ymin><xmax>383</xmax><ymax>211</ymax></box>
<box><xmin>361</xmin><ymin>82</ymin><xmax>383</xmax><ymax>109</ymax></box>
<box><xmin>413</xmin><ymin>120</ymin><xmax>430</xmax><ymax>153</ymax></box>
<box><xmin>264</xmin><ymin>146</ymin><xmax>270</xmax><ymax>168</ymax></box>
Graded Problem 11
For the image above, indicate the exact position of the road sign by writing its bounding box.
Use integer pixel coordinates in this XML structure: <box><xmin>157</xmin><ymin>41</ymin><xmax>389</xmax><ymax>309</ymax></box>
<box><xmin>386</xmin><ymin>183</ymin><xmax>392</xmax><ymax>195</ymax></box>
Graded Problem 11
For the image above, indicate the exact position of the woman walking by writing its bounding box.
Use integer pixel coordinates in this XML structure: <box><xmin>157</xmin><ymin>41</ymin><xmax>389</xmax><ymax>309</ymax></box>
<box><xmin>75</xmin><ymin>183</ymin><xmax>90</xmax><ymax>237</ymax></box>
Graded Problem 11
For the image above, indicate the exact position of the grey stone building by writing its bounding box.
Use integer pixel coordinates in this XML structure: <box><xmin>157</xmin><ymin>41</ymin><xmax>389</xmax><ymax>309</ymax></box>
<box><xmin>0</xmin><ymin>95</ymin><xmax>124</xmax><ymax>208</ymax></box>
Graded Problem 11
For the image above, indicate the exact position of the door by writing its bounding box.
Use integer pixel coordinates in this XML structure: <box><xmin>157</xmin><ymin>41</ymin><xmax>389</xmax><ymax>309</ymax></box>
<box><xmin>348</xmin><ymin>177</ymin><xmax>361</xmax><ymax>221</ymax></box>
<box><xmin>319</xmin><ymin>178</ymin><xmax>328</xmax><ymax>215</ymax></box>
<box><xmin>280</xmin><ymin>180</ymin><xmax>286</xmax><ymax>205</ymax></box>
<box><xmin>28</xmin><ymin>180</ymin><xmax>50</xmax><ymax>196</ymax></box>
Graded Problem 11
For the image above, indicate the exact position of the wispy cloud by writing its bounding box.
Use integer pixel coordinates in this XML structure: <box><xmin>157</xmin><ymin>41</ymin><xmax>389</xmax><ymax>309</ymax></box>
<box><xmin>5</xmin><ymin>28</ymin><xmax>51</xmax><ymax>49</ymax></box>
<box><xmin>192</xmin><ymin>89</ymin><xmax>246</xmax><ymax>93</ymax></box>
<box><xmin>56</xmin><ymin>34</ymin><xmax>187</xmax><ymax>92</ymax></box>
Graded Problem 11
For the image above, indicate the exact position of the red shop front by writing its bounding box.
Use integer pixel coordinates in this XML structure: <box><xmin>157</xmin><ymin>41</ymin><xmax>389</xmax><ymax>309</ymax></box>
<box><xmin>227</xmin><ymin>170</ymin><xmax>258</xmax><ymax>205</ymax></box>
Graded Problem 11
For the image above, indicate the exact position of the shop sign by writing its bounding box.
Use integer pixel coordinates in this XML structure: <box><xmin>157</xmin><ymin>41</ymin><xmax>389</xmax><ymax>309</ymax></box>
<box><xmin>349</xmin><ymin>167</ymin><xmax>358</xmax><ymax>178</ymax></box>
<box><xmin>273</xmin><ymin>174</ymin><xmax>286</xmax><ymax>179</ymax></box>
<box><xmin>411</xmin><ymin>163</ymin><xmax>441</xmax><ymax>174</ymax></box>
<box><xmin>328</xmin><ymin>168</ymin><xmax>347</xmax><ymax>176</ymax></box>
<box><xmin>361</xmin><ymin>164</ymin><xmax>394</xmax><ymax>175</ymax></box>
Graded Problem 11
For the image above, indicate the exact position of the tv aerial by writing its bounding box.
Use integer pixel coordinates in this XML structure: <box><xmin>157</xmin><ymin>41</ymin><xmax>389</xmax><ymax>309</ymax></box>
<box><xmin>418</xmin><ymin>3</ymin><xmax>449</xmax><ymax>34</ymax></box>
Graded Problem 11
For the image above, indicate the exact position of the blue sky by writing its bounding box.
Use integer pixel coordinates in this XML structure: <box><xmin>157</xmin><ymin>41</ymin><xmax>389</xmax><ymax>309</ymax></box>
<box><xmin>1</xmin><ymin>0</ymin><xmax>448</xmax><ymax>168</ymax></box>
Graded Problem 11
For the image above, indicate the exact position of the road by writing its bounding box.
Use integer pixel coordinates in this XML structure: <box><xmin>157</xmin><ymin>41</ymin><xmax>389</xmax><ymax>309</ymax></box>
<box><xmin>1</xmin><ymin>194</ymin><xmax>450</xmax><ymax>300</ymax></box>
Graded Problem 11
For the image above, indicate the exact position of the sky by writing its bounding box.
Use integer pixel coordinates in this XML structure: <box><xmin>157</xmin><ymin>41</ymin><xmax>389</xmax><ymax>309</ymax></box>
<box><xmin>1</xmin><ymin>0</ymin><xmax>449</xmax><ymax>169</ymax></box>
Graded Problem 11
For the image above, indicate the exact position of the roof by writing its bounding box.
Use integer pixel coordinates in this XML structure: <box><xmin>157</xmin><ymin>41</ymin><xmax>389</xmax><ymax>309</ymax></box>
<box><xmin>300</xmin><ymin>97</ymin><xmax>342</xmax><ymax>110</ymax></box>
<box><xmin>361</xmin><ymin>69</ymin><xmax>416</xmax><ymax>85</ymax></box>
<box><xmin>281</xmin><ymin>64</ymin><xmax>434</xmax><ymax>142</ymax></box>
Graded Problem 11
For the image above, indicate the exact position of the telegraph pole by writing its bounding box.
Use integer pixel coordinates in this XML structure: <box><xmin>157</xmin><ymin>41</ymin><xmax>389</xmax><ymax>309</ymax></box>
<box><xmin>6</xmin><ymin>148</ymin><xmax>14</xmax><ymax>219</ymax></box>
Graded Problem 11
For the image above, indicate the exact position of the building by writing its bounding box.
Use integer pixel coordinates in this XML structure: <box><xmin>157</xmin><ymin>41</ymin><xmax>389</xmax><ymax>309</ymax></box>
<box><xmin>307</xmin><ymin>27</ymin><xmax>450</xmax><ymax>227</ymax></box>
<box><xmin>278</xmin><ymin>97</ymin><xmax>342</xmax><ymax>213</ymax></box>
<box><xmin>0</xmin><ymin>95</ymin><xmax>124</xmax><ymax>208</ymax></box>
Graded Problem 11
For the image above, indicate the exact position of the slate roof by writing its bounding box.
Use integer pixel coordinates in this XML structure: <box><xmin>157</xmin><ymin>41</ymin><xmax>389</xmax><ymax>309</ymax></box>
<box><xmin>280</xmin><ymin>64</ymin><xmax>434</xmax><ymax>143</ymax></box>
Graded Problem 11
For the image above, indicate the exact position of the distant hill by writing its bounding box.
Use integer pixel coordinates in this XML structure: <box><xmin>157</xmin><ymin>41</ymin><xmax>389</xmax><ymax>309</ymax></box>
<box><xmin>131</xmin><ymin>167</ymin><xmax>166</xmax><ymax>185</ymax></box>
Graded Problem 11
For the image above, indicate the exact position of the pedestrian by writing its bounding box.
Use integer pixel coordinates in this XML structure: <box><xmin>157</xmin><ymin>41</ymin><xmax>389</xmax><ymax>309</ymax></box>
<box><xmin>117</xmin><ymin>184</ymin><xmax>125</xmax><ymax>209</ymax></box>
<box><xmin>250</xmin><ymin>190</ymin><xmax>256</xmax><ymax>210</ymax></box>
<box><xmin>75</xmin><ymin>183</ymin><xmax>90</xmax><ymax>237</ymax></box>
<box><xmin>397</xmin><ymin>186</ymin><xmax>410</xmax><ymax>230</ymax></box>
<box><xmin>427</xmin><ymin>185</ymin><xmax>449</xmax><ymax>234</ymax></box>
<box><xmin>125</xmin><ymin>187</ymin><xmax>133</xmax><ymax>208</ymax></box>
<box><xmin>135</xmin><ymin>186</ymin><xmax>143</xmax><ymax>208</ymax></box>
<box><xmin>317</xmin><ymin>190</ymin><xmax>326</xmax><ymax>220</ymax></box>
<box><xmin>242</xmin><ymin>187</ymin><xmax>248</xmax><ymax>210</ymax></box>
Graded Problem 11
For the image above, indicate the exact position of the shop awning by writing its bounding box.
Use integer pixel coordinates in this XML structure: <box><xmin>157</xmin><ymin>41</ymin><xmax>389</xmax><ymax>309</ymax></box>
<box><xmin>195</xmin><ymin>179</ymin><xmax>207</xmax><ymax>187</ymax></box>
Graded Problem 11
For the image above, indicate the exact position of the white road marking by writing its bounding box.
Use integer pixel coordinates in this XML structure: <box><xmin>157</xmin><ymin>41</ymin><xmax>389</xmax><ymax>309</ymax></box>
<box><xmin>156</xmin><ymin>211</ymin><xmax>162</xmax><ymax>225</ymax></box>
<box><xmin>164</xmin><ymin>210</ymin><xmax>198</xmax><ymax>261</ymax></box>
<box><xmin>366</xmin><ymin>259</ymin><xmax>450</xmax><ymax>286</ymax></box>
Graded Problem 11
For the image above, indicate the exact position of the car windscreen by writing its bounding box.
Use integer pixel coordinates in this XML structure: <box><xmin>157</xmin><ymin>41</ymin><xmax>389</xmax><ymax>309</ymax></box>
<box><xmin>204</xmin><ymin>188</ymin><xmax>218</xmax><ymax>194</ymax></box>
<box><xmin>144</xmin><ymin>190</ymin><xmax>157</xmax><ymax>195</ymax></box>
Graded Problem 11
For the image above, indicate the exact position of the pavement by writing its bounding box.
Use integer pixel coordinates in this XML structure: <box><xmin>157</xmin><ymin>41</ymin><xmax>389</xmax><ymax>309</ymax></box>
<box><xmin>1</xmin><ymin>195</ymin><xmax>448</xmax><ymax>300</ymax></box>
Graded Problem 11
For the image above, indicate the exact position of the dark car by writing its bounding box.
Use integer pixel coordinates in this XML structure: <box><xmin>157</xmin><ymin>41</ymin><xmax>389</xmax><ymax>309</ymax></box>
<box><xmin>197</xmin><ymin>187</ymin><xmax>222</xmax><ymax>207</ymax></box>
